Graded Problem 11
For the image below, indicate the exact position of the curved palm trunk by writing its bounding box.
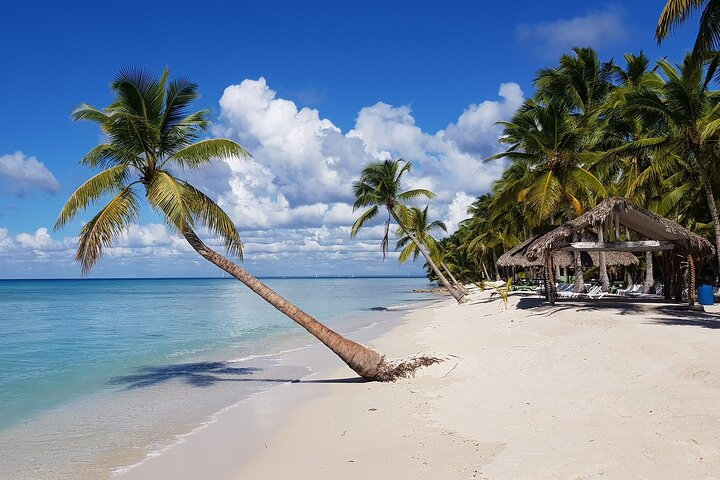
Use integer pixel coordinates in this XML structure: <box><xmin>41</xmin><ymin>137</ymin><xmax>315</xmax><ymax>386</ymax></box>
<box><xmin>390</xmin><ymin>211</ymin><xmax>465</xmax><ymax>303</ymax></box>
<box><xmin>441</xmin><ymin>261</ymin><xmax>469</xmax><ymax>295</ymax></box>
<box><xmin>181</xmin><ymin>227</ymin><xmax>439</xmax><ymax>381</ymax></box>
<box><xmin>597</xmin><ymin>228</ymin><xmax>610</xmax><ymax>292</ymax></box>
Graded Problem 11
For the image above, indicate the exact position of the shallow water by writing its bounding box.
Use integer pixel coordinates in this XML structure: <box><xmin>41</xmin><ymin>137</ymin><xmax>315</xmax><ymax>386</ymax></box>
<box><xmin>0</xmin><ymin>277</ymin><xmax>434</xmax><ymax>479</ymax></box>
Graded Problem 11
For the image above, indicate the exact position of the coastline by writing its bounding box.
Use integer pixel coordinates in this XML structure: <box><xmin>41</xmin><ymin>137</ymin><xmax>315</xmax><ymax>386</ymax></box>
<box><xmin>123</xmin><ymin>288</ymin><xmax>720</xmax><ymax>479</ymax></box>
<box><xmin>116</xmin><ymin>295</ymin><xmax>445</xmax><ymax>479</ymax></box>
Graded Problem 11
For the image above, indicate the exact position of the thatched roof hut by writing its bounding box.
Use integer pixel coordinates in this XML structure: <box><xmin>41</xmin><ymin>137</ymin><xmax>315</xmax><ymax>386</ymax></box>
<box><xmin>497</xmin><ymin>233</ymin><xmax>638</xmax><ymax>268</ymax></box>
<box><xmin>525</xmin><ymin>197</ymin><xmax>714</xmax><ymax>260</ymax></box>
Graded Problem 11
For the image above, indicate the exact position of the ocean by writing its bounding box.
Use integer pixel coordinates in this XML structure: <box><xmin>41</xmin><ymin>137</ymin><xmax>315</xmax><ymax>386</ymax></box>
<box><xmin>0</xmin><ymin>277</ymin><xmax>435</xmax><ymax>479</ymax></box>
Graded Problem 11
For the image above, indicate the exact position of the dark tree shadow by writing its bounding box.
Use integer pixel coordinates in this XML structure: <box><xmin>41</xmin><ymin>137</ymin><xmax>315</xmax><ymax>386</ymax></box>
<box><xmin>515</xmin><ymin>297</ymin><xmax>545</xmax><ymax>310</ymax></box>
<box><xmin>108</xmin><ymin>362</ymin><xmax>263</xmax><ymax>389</ymax></box>
<box><xmin>650</xmin><ymin>306</ymin><xmax>720</xmax><ymax>329</ymax></box>
<box><xmin>108</xmin><ymin>361</ymin><xmax>367</xmax><ymax>390</ymax></box>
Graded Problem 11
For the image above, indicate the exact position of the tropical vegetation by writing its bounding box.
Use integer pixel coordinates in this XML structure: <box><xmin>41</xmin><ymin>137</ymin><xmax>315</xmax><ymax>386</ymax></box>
<box><xmin>434</xmin><ymin>47</ymin><xmax>720</xmax><ymax>292</ymax></box>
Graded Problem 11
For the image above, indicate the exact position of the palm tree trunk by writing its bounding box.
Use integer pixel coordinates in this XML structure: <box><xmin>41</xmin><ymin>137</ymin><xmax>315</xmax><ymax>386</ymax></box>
<box><xmin>181</xmin><ymin>227</ymin><xmax>438</xmax><ymax>381</ymax></box>
<box><xmin>481</xmin><ymin>262</ymin><xmax>491</xmax><ymax>281</ymax></box>
<box><xmin>441</xmin><ymin>262</ymin><xmax>469</xmax><ymax>295</ymax></box>
<box><xmin>597</xmin><ymin>227</ymin><xmax>610</xmax><ymax>292</ymax></box>
<box><xmin>390</xmin><ymin>211</ymin><xmax>465</xmax><ymax>302</ymax></box>
<box><xmin>698</xmin><ymin>167</ymin><xmax>720</xmax><ymax>275</ymax></box>
<box><xmin>573</xmin><ymin>251</ymin><xmax>585</xmax><ymax>293</ymax></box>
<box><xmin>492</xmin><ymin>250</ymin><xmax>502</xmax><ymax>281</ymax></box>
<box><xmin>643</xmin><ymin>251</ymin><xmax>655</xmax><ymax>294</ymax></box>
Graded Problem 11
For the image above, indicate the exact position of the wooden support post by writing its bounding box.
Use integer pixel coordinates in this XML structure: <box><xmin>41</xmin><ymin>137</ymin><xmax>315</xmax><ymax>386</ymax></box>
<box><xmin>547</xmin><ymin>252</ymin><xmax>556</xmax><ymax>305</ymax></box>
<box><xmin>663</xmin><ymin>252</ymin><xmax>671</xmax><ymax>300</ymax></box>
<box><xmin>688</xmin><ymin>254</ymin><xmax>696</xmax><ymax>306</ymax></box>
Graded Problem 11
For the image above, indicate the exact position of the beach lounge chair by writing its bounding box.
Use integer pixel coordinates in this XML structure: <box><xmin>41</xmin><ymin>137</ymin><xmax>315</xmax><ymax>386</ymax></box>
<box><xmin>585</xmin><ymin>285</ymin><xmax>607</xmax><ymax>299</ymax></box>
<box><xmin>618</xmin><ymin>284</ymin><xmax>642</xmax><ymax>296</ymax></box>
<box><xmin>555</xmin><ymin>283</ymin><xmax>581</xmax><ymax>298</ymax></box>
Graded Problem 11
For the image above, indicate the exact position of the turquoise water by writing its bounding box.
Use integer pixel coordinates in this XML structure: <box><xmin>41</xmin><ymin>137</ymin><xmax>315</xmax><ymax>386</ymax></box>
<box><xmin>0</xmin><ymin>277</ymin><xmax>434</xmax><ymax>478</ymax></box>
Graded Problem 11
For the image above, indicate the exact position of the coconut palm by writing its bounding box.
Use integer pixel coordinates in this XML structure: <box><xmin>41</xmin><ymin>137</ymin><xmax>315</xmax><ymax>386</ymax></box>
<box><xmin>593</xmin><ymin>53</ymin><xmax>677</xmax><ymax>292</ymax></box>
<box><xmin>627</xmin><ymin>54</ymin><xmax>720</xmax><ymax>273</ymax></box>
<box><xmin>55</xmin><ymin>68</ymin><xmax>438</xmax><ymax>381</ymax></box>
<box><xmin>657</xmin><ymin>0</ymin><xmax>720</xmax><ymax>60</ymax></box>
<box><xmin>535</xmin><ymin>47</ymin><xmax>616</xmax><ymax>122</ymax></box>
<box><xmin>395</xmin><ymin>206</ymin><xmax>469</xmax><ymax>294</ymax></box>
<box><xmin>351</xmin><ymin>159</ymin><xmax>466</xmax><ymax>302</ymax></box>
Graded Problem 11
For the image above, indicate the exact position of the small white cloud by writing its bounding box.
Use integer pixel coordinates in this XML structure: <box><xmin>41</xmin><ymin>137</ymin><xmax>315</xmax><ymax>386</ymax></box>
<box><xmin>516</xmin><ymin>5</ymin><xmax>628</xmax><ymax>57</ymax></box>
<box><xmin>0</xmin><ymin>152</ymin><xmax>60</xmax><ymax>196</ymax></box>
<box><xmin>16</xmin><ymin>227</ymin><xmax>59</xmax><ymax>250</ymax></box>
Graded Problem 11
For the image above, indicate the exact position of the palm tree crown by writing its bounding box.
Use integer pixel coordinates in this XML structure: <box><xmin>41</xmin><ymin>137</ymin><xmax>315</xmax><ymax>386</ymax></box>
<box><xmin>395</xmin><ymin>206</ymin><xmax>447</xmax><ymax>264</ymax></box>
<box><xmin>657</xmin><ymin>0</ymin><xmax>720</xmax><ymax>60</ymax></box>
<box><xmin>351</xmin><ymin>159</ymin><xmax>435</xmax><ymax>256</ymax></box>
<box><xmin>56</xmin><ymin>68</ymin><xmax>249</xmax><ymax>273</ymax></box>
<box><xmin>352</xmin><ymin>159</ymin><xmax>466</xmax><ymax>302</ymax></box>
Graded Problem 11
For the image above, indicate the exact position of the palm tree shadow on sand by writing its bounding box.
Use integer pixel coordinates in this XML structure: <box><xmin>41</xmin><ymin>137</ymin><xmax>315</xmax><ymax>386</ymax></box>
<box><xmin>108</xmin><ymin>361</ymin><xmax>366</xmax><ymax>390</ymax></box>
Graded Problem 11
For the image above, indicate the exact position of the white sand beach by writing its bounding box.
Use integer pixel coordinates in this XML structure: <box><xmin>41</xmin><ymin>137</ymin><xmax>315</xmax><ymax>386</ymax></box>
<box><xmin>121</xmin><ymin>289</ymin><xmax>720</xmax><ymax>479</ymax></box>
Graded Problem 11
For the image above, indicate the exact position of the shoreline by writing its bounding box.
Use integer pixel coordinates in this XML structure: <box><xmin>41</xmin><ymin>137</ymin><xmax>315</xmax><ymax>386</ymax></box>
<box><xmin>116</xmin><ymin>295</ymin><xmax>446</xmax><ymax>479</ymax></box>
<box><xmin>124</xmin><ymin>289</ymin><xmax>720</xmax><ymax>479</ymax></box>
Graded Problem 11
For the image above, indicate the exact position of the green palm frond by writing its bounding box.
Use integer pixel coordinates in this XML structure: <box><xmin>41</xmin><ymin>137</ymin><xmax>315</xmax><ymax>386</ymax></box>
<box><xmin>76</xmin><ymin>187</ymin><xmax>140</xmax><ymax>274</ymax></box>
<box><xmin>396</xmin><ymin>188</ymin><xmax>435</xmax><ymax>202</ymax></box>
<box><xmin>146</xmin><ymin>170</ymin><xmax>194</xmax><ymax>231</ymax></box>
<box><xmin>55</xmin><ymin>165</ymin><xmax>130</xmax><ymax>230</ymax></box>
<box><xmin>165</xmin><ymin>138</ymin><xmax>251</xmax><ymax>169</ymax></box>
<box><xmin>350</xmin><ymin>206</ymin><xmax>379</xmax><ymax>237</ymax></box>
<box><xmin>71</xmin><ymin>103</ymin><xmax>111</xmax><ymax>124</ymax></box>
<box><xmin>182</xmin><ymin>183</ymin><xmax>244</xmax><ymax>258</ymax></box>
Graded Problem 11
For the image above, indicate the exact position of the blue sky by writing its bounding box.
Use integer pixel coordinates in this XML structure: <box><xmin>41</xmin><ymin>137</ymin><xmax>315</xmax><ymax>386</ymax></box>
<box><xmin>0</xmin><ymin>1</ymin><xmax>699</xmax><ymax>278</ymax></box>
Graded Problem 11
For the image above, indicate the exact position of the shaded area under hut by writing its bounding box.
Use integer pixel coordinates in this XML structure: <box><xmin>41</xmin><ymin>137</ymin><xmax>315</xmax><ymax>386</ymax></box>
<box><xmin>512</xmin><ymin>197</ymin><xmax>714</xmax><ymax>306</ymax></box>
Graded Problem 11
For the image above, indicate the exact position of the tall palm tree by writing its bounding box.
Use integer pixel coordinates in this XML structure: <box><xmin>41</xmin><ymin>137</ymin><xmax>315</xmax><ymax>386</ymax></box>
<box><xmin>657</xmin><ymin>0</ymin><xmax>720</xmax><ymax>60</ymax></box>
<box><xmin>55</xmin><ymin>68</ymin><xmax>438</xmax><ymax>382</ymax></box>
<box><xmin>489</xmin><ymin>97</ymin><xmax>607</xmax><ymax>292</ymax></box>
<box><xmin>535</xmin><ymin>47</ymin><xmax>616</xmax><ymax>122</ymax></box>
<box><xmin>627</xmin><ymin>55</ymin><xmax>720</xmax><ymax>273</ymax></box>
<box><xmin>351</xmin><ymin>159</ymin><xmax>466</xmax><ymax>302</ymax></box>
<box><xmin>395</xmin><ymin>206</ymin><xmax>469</xmax><ymax>294</ymax></box>
<box><xmin>596</xmin><ymin>52</ymin><xmax>670</xmax><ymax>292</ymax></box>
<box><xmin>535</xmin><ymin>47</ymin><xmax>617</xmax><ymax>291</ymax></box>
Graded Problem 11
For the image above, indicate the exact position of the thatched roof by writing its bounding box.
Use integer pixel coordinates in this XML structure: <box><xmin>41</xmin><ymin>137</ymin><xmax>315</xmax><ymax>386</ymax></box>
<box><xmin>497</xmin><ymin>233</ymin><xmax>638</xmax><ymax>268</ymax></box>
<box><xmin>525</xmin><ymin>197</ymin><xmax>714</xmax><ymax>260</ymax></box>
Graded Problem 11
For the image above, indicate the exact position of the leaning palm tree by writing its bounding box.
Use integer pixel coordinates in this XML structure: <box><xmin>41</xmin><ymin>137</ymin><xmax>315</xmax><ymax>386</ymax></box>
<box><xmin>55</xmin><ymin>68</ymin><xmax>439</xmax><ymax>381</ymax></box>
<box><xmin>657</xmin><ymin>0</ymin><xmax>720</xmax><ymax>60</ymax></box>
<box><xmin>395</xmin><ymin>206</ymin><xmax>469</xmax><ymax>294</ymax></box>
<box><xmin>351</xmin><ymin>159</ymin><xmax>466</xmax><ymax>302</ymax></box>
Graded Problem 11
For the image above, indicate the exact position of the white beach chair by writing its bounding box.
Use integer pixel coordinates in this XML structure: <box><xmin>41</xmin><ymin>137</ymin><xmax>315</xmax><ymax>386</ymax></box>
<box><xmin>555</xmin><ymin>283</ymin><xmax>581</xmax><ymax>298</ymax></box>
<box><xmin>585</xmin><ymin>285</ymin><xmax>606</xmax><ymax>299</ymax></box>
<box><xmin>619</xmin><ymin>284</ymin><xmax>642</xmax><ymax>296</ymax></box>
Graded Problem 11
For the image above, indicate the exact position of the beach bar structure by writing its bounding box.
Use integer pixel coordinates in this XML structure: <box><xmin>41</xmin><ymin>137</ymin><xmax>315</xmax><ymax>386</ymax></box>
<box><xmin>520</xmin><ymin>197</ymin><xmax>714</xmax><ymax>306</ymax></box>
<box><xmin>497</xmin><ymin>233</ymin><xmax>639</xmax><ymax>270</ymax></box>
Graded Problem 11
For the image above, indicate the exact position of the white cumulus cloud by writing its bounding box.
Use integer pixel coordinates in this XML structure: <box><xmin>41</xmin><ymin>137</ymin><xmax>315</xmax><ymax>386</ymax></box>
<box><xmin>1</xmin><ymin>78</ymin><xmax>524</xmax><ymax>277</ymax></box>
<box><xmin>0</xmin><ymin>152</ymin><xmax>60</xmax><ymax>197</ymax></box>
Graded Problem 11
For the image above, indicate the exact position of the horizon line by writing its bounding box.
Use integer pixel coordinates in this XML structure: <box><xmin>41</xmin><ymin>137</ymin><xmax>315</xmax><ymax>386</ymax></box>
<box><xmin>0</xmin><ymin>275</ymin><xmax>430</xmax><ymax>281</ymax></box>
